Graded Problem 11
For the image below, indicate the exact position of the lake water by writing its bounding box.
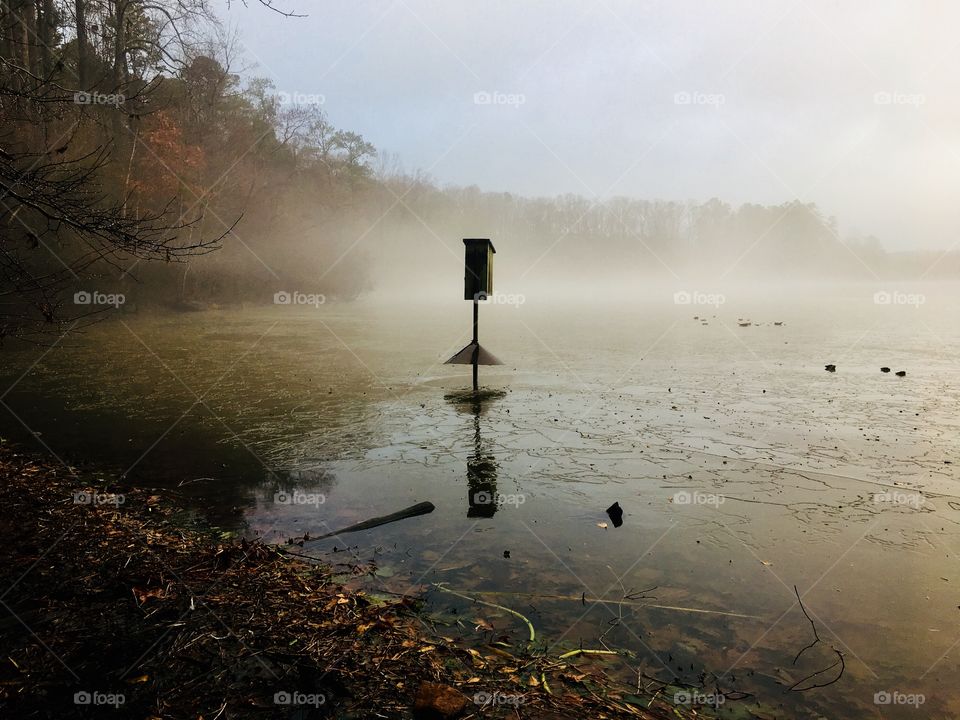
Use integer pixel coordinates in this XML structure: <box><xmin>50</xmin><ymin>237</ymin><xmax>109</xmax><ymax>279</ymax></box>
<box><xmin>2</xmin><ymin>285</ymin><xmax>958</xmax><ymax>718</ymax></box>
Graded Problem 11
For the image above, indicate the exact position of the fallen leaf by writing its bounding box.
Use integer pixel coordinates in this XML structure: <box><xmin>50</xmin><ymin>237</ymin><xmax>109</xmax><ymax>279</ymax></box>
<box><xmin>132</xmin><ymin>586</ymin><xmax>165</xmax><ymax>604</ymax></box>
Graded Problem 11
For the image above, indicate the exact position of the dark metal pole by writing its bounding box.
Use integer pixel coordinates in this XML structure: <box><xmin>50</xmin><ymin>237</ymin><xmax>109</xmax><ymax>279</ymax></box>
<box><xmin>471</xmin><ymin>298</ymin><xmax>479</xmax><ymax>392</ymax></box>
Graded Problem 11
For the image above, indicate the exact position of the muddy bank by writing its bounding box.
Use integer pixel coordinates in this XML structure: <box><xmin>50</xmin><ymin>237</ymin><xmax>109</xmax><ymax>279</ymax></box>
<box><xmin>0</xmin><ymin>442</ymin><xmax>694</xmax><ymax>719</ymax></box>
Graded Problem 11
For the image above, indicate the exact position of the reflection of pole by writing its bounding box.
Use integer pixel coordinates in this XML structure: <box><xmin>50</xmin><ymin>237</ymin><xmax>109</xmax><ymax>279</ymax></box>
<box><xmin>471</xmin><ymin>298</ymin><xmax>479</xmax><ymax>392</ymax></box>
<box><xmin>466</xmin><ymin>394</ymin><xmax>497</xmax><ymax>518</ymax></box>
<box><xmin>473</xmin><ymin>399</ymin><xmax>481</xmax><ymax>453</ymax></box>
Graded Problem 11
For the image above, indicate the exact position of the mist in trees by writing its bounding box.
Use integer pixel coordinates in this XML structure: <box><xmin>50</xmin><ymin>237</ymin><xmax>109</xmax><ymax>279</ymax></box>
<box><xmin>0</xmin><ymin>0</ymin><xmax>377</xmax><ymax>341</ymax></box>
<box><xmin>360</xmin><ymin>179</ymin><xmax>959</xmax><ymax>301</ymax></box>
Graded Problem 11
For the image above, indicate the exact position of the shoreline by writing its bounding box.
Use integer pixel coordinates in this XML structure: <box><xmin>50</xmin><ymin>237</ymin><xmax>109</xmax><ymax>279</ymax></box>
<box><xmin>0</xmin><ymin>440</ymin><xmax>692</xmax><ymax>719</ymax></box>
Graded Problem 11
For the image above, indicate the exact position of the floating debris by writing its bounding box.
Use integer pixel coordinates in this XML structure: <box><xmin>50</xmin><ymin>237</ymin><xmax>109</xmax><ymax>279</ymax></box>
<box><xmin>606</xmin><ymin>501</ymin><xmax>624</xmax><ymax>528</ymax></box>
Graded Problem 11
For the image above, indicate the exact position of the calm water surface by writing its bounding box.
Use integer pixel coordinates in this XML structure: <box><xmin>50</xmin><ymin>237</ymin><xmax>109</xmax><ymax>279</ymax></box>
<box><xmin>2</xmin><ymin>287</ymin><xmax>959</xmax><ymax>718</ymax></box>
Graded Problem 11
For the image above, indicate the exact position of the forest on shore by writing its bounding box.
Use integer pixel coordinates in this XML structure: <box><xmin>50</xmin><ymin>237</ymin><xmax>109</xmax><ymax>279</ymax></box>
<box><xmin>2</xmin><ymin>0</ymin><xmax>956</xmax><ymax>343</ymax></box>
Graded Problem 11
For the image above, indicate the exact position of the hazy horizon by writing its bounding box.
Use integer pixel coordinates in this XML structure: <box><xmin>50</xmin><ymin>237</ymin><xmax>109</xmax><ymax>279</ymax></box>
<box><xmin>216</xmin><ymin>0</ymin><xmax>960</xmax><ymax>253</ymax></box>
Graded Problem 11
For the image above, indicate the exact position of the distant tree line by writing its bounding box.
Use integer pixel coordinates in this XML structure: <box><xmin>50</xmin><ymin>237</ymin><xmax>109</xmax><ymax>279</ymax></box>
<box><xmin>369</xmin><ymin>179</ymin><xmax>958</xmax><ymax>287</ymax></box>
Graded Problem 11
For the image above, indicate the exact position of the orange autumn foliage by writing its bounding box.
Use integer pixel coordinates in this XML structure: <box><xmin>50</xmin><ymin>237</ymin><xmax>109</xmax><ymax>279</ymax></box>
<box><xmin>129</xmin><ymin>110</ymin><xmax>206</xmax><ymax>208</ymax></box>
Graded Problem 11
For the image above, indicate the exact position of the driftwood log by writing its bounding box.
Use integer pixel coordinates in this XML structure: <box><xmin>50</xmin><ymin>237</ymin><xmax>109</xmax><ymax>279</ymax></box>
<box><xmin>309</xmin><ymin>501</ymin><xmax>435</xmax><ymax>541</ymax></box>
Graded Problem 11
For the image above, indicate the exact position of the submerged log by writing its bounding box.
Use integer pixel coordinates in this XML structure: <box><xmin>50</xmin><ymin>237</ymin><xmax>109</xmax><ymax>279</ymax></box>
<box><xmin>310</xmin><ymin>501</ymin><xmax>436</xmax><ymax>540</ymax></box>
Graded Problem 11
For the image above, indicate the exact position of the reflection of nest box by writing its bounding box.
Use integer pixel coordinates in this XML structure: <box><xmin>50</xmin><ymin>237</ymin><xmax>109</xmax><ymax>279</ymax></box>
<box><xmin>445</xmin><ymin>239</ymin><xmax>503</xmax><ymax>389</ymax></box>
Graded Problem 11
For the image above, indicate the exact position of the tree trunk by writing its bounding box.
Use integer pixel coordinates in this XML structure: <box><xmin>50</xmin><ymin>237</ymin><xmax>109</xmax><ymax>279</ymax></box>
<box><xmin>75</xmin><ymin>0</ymin><xmax>87</xmax><ymax>86</ymax></box>
<box><xmin>37</xmin><ymin>0</ymin><xmax>52</xmax><ymax>77</ymax></box>
<box><xmin>5</xmin><ymin>1</ymin><xmax>30</xmax><ymax>92</ymax></box>
<box><xmin>0</xmin><ymin>3</ymin><xmax>12</xmax><ymax>61</ymax></box>
<box><xmin>110</xmin><ymin>0</ymin><xmax>128</xmax><ymax>157</ymax></box>
<box><xmin>112</xmin><ymin>0</ymin><xmax>126</xmax><ymax>92</ymax></box>
<box><xmin>21</xmin><ymin>0</ymin><xmax>35</xmax><ymax>74</ymax></box>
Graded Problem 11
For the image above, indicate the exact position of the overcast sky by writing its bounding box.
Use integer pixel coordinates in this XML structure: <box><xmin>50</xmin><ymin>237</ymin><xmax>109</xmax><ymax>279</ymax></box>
<box><xmin>216</xmin><ymin>1</ymin><xmax>960</xmax><ymax>251</ymax></box>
